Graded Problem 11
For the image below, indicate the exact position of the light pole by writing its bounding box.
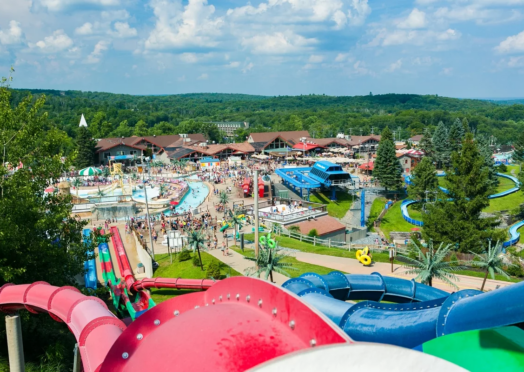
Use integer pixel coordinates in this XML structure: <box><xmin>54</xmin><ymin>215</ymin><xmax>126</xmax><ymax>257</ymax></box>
<box><xmin>140</xmin><ymin>161</ymin><xmax>155</xmax><ymax>257</ymax></box>
<box><xmin>254</xmin><ymin>169</ymin><xmax>260</xmax><ymax>258</ymax></box>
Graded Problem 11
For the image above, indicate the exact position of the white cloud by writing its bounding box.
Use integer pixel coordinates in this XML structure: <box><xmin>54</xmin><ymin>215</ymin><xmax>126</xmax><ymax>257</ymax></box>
<box><xmin>412</xmin><ymin>56</ymin><xmax>438</xmax><ymax>66</ymax></box>
<box><xmin>334</xmin><ymin>53</ymin><xmax>354</xmax><ymax>62</ymax></box>
<box><xmin>370</xmin><ymin>28</ymin><xmax>460</xmax><ymax>47</ymax></box>
<box><xmin>242</xmin><ymin>62</ymin><xmax>254</xmax><ymax>73</ymax></box>
<box><xmin>351</xmin><ymin>60</ymin><xmax>373</xmax><ymax>76</ymax></box>
<box><xmin>34</xmin><ymin>30</ymin><xmax>73</xmax><ymax>53</ymax></box>
<box><xmin>145</xmin><ymin>0</ymin><xmax>223</xmax><ymax>50</ymax></box>
<box><xmin>180</xmin><ymin>53</ymin><xmax>199</xmax><ymax>63</ymax></box>
<box><xmin>387</xmin><ymin>59</ymin><xmax>402</xmax><ymax>72</ymax></box>
<box><xmin>101</xmin><ymin>10</ymin><xmax>129</xmax><ymax>21</ymax></box>
<box><xmin>496</xmin><ymin>31</ymin><xmax>524</xmax><ymax>54</ymax></box>
<box><xmin>241</xmin><ymin>32</ymin><xmax>317</xmax><ymax>55</ymax></box>
<box><xmin>308</xmin><ymin>54</ymin><xmax>324</xmax><ymax>63</ymax></box>
<box><xmin>36</xmin><ymin>0</ymin><xmax>120</xmax><ymax>12</ymax></box>
<box><xmin>75</xmin><ymin>22</ymin><xmax>93</xmax><ymax>35</ymax></box>
<box><xmin>397</xmin><ymin>8</ymin><xmax>426</xmax><ymax>29</ymax></box>
<box><xmin>226</xmin><ymin>61</ymin><xmax>240</xmax><ymax>68</ymax></box>
<box><xmin>0</xmin><ymin>21</ymin><xmax>23</xmax><ymax>45</ymax></box>
<box><xmin>347</xmin><ymin>0</ymin><xmax>371</xmax><ymax>26</ymax></box>
<box><xmin>507</xmin><ymin>56</ymin><xmax>524</xmax><ymax>67</ymax></box>
<box><xmin>110</xmin><ymin>22</ymin><xmax>137</xmax><ymax>38</ymax></box>
<box><xmin>227</xmin><ymin>0</ymin><xmax>371</xmax><ymax>28</ymax></box>
<box><xmin>440</xmin><ymin>67</ymin><xmax>453</xmax><ymax>75</ymax></box>
<box><xmin>86</xmin><ymin>40</ymin><xmax>110</xmax><ymax>63</ymax></box>
<box><xmin>197</xmin><ymin>73</ymin><xmax>208</xmax><ymax>80</ymax></box>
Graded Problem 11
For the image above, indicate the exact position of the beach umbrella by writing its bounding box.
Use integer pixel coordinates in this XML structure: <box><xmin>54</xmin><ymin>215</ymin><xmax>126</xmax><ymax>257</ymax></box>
<box><xmin>78</xmin><ymin>167</ymin><xmax>102</xmax><ymax>176</ymax></box>
<box><xmin>44</xmin><ymin>186</ymin><xmax>56</xmax><ymax>193</ymax></box>
<box><xmin>170</xmin><ymin>200</ymin><xmax>179</xmax><ymax>205</ymax></box>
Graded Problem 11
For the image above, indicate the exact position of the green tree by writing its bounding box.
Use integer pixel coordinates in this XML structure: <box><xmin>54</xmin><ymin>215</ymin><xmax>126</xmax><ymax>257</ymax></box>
<box><xmin>432</xmin><ymin>121</ymin><xmax>450</xmax><ymax>169</ymax></box>
<box><xmin>75</xmin><ymin>125</ymin><xmax>97</xmax><ymax>168</ymax></box>
<box><xmin>513</xmin><ymin>131</ymin><xmax>524</xmax><ymax>166</ymax></box>
<box><xmin>400</xmin><ymin>241</ymin><xmax>463</xmax><ymax>288</ymax></box>
<box><xmin>219</xmin><ymin>191</ymin><xmax>229</xmax><ymax>205</ymax></box>
<box><xmin>419</xmin><ymin>128</ymin><xmax>434</xmax><ymax>162</ymax></box>
<box><xmin>186</xmin><ymin>228</ymin><xmax>207</xmax><ymax>271</ymax></box>
<box><xmin>373</xmin><ymin>126</ymin><xmax>403</xmax><ymax>191</ymax></box>
<box><xmin>466</xmin><ymin>241</ymin><xmax>514</xmax><ymax>291</ymax></box>
<box><xmin>134</xmin><ymin>120</ymin><xmax>149</xmax><ymax>137</ymax></box>
<box><xmin>0</xmin><ymin>75</ymin><xmax>89</xmax><ymax>366</ymax></box>
<box><xmin>228</xmin><ymin>210</ymin><xmax>244</xmax><ymax>243</ymax></box>
<box><xmin>111</xmin><ymin>120</ymin><xmax>132</xmax><ymax>137</ymax></box>
<box><xmin>422</xmin><ymin>133</ymin><xmax>504</xmax><ymax>253</ymax></box>
<box><xmin>244</xmin><ymin>238</ymin><xmax>296</xmax><ymax>282</ymax></box>
<box><xmin>71</xmin><ymin>177</ymin><xmax>82</xmax><ymax>198</ymax></box>
<box><xmin>476</xmin><ymin>134</ymin><xmax>498</xmax><ymax>188</ymax></box>
<box><xmin>407</xmin><ymin>157</ymin><xmax>438</xmax><ymax>206</ymax></box>
<box><xmin>448</xmin><ymin>118</ymin><xmax>465</xmax><ymax>154</ymax></box>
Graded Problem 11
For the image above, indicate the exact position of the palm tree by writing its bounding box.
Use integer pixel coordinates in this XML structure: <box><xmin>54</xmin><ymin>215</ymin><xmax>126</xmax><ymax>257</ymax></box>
<box><xmin>96</xmin><ymin>186</ymin><xmax>106</xmax><ymax>198</ymax></box>
<box><xmin>467</xmin><ymin>241</ymin><xmax>514</xmax><ymax>291</ymax></box>
<box><xmin>244</xmin><ymin>244</ymin><xmax>296</xmax><ymax>282</ymax></box>
<box><xmin>102</xmin><ymin>166</ymin><xmax>111</xmax><ymax>178</ymax></box>
<box><xmin>186</xmin><ymin>228</ymin><xmax>207</xmax><ymax>271</ymax></box>
<box><xmin>219</xmin><ymin>191</ymin><xmax>229</xmax><ymax>205</ymax></box>
<box><xmin>228</xmin><ymin>210</ymin><xmax>244</xmax><ymax>243</ymax></box>
<box><xmin>71</xmin><ymin>177</ymin><xmax>82</xmax><ymax>198</ymax></box>
<box><xmin>399</xmin><ymin>241</ymin><xmax>463</xmax><ymax>289</ymax></box>
<box><xmin>159</xmin><ymin>183</ymin><xmax>168</xmax><ymax>198</ymax></box>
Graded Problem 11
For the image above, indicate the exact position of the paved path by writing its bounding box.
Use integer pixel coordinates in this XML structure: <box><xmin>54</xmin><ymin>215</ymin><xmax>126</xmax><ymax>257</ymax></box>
<box><xmin>293</xmin><ymin>251</ymin><xmax>511</xmax><ymax>293</ymax></box>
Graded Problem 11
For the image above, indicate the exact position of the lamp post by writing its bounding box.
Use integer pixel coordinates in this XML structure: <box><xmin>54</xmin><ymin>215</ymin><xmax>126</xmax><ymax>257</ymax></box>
<box><xmin>140</xmin><ymin>161</ymin><xmax>155</xmax><ymax>257</ymax></box>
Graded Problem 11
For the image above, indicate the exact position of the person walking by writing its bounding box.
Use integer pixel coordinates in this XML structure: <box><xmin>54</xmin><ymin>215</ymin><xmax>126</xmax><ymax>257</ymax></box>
<box><xmin>221</xmin><ymin>241</ymin><xmax>226</xmax><ymax>256</ymax></box>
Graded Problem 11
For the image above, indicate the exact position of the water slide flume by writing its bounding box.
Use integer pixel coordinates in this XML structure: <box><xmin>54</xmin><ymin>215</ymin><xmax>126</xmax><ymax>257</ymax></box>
<box><xmin>83</xmin><ymin>228</ymin><xmax>97</xmax><ymax>289</ymax></box>
<box><xmin>0</xmin><ymin>282</ymin><xmax>125</xmax><ymax>372</ymax></box>
<box><xmin>283</xmin><ymin>272</ymin><xmax>524</xmax><ymax>349</ymax></box>
<box><xmin>403</xmin><ymin>173</ymin><xmax>523</xmax><ymax>246</ymax></box>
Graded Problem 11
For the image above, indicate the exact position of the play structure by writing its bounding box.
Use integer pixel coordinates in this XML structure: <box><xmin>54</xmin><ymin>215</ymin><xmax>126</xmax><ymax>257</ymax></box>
<box><xmin>403</xmin><ymin>172</ymin><xmax>523</xmax><ymax>247</ymax></box>
<box><xmin>275</xmin><ymin>161</ymin><xmax>352</xmax><ymax>200</ymax></box>
<box><xmin>241</xmin><ymin>176</ymin><xmax>265</xmax><ymax>198</ymax></box>
<box><xmin>2</xmin><ymin>265</ymin><xmax>524</xmax><ymax>371</ymax></box>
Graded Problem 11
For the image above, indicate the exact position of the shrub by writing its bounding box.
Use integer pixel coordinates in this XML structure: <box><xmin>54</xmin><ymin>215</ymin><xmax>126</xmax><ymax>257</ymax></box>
<box><xmin>308</xmin><ymin>229</ymin><xmax>319</xmax><ymax>237</ymax></box>
<box><xmin>497</xmin><ymin>163</ymin><xmax>508</xmax><ymax>172</ymax></box>
<box><xmin>288</xmin><ymin>225</ymin><xmax>301</xmax><ymax>233</ymax></box>
<box><xmin>506</xmin><ymin>264</ymin><xmax>524</xmax><ymax>278</ymax></box>
<box><xmin>178</xmin><ymin>250</ymin><xmax>191</xmax><ymax>262</ymax></box>
<box><xmin>206</xmin><ymin>260</ymin><xmax>221</xmax><ymax>279</ymax></box>
<box><xmin>449</xmin><ymin>253</ymin><xmax>459</xmax><ymax>267</ymax></box>
<box><xmin>192</xmin><ymin>255</ymin><xmax>201</xmax><ymax>267</ymax></box>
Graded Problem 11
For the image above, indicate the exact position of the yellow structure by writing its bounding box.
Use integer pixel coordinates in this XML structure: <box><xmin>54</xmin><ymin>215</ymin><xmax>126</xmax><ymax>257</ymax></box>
<box><xmin>356</xmin><ymin>246</ymin><xmax>372</xmax><ymax>266</ymax></box>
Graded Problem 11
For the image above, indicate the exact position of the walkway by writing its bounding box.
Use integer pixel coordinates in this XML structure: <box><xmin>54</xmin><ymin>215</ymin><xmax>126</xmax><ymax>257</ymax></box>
<box><xmin>293</xmin><ymin>251</ymin><xmax>511</xmax><ymax>293</ymax></box>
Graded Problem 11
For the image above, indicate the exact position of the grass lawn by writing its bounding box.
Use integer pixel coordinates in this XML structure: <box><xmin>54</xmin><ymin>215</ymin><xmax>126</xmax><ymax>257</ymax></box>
<box><xmin>454</xmin><ymin>269</ymin><xmax>521</xmax><ymax>283</ymax></box>
<box><xmin>367</xmin><ymin>197</ymin><xmax>387</xmax><ymax>231</ymax></box>
<box><xmin>150</xmin><ymin>251</ymin><xmax>242</xmax><ymax>304</ymax></box>
<box><xmin>243</xmin><ymin>233</ymin><xmax>402</xmax><ymax>264</ymax></box>
<box><xmin>231</xmin><ymin>246</ymin><xmax>347</xmax><ymax>277</ymax></box>
<box><xmin>380</xmin><ymin>201</ymin><xmax>419</xmax><ymax>239</ymax></box>
<box><xmin>309</xmin><ymin>190</ymin><xmax>353</xmax><ymax>218</ymax></box>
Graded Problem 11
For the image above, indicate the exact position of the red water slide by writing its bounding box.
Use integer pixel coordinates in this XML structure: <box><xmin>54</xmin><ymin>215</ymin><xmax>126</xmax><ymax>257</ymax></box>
<box><xmin>133</xmin><ymin>277</ymin><xmax>215</xmax><ymax>292</ymax></box>
<box><xmin>0</xmin><ymin>282</ymin><xmax>125</xmax><ymax>372</ymax></box>
<box><xmin>258</xmin><ymin>176</ymin><xmax>265</xmax><ymax>197</ymax></box>
<box><xmin>109</xmin><ymin>226</ymin><xmax>135</xmax><ymax>291</ymax></box>
<box><xmin>242</xmin><ymin>177</ymin><xmax>251</xmax><ymax>196</ymax></box>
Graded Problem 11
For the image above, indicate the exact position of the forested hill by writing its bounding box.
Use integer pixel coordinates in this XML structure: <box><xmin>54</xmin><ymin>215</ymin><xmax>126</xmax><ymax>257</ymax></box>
<box><xmin>8</xmin><ymin>89</ymin><xmax>524</xmax><ymax>146</ymax></box>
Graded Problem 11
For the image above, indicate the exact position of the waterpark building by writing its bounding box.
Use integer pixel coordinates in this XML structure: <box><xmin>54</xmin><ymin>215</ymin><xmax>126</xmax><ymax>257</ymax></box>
<box><xmin>208</xmin><ymin>121</ymin><xmax>249</xmax><ymax>137</ymax></box>
<box><xmin>96</xmin><ymin>134</ymin><xmax>206</xmax><ymax>165</ymax></box>
<box><xmin>292</xmin><ymin>215</ymin><xmax>347</xmax><ymax>242</ymax></box>
<box><xmin>396</xmin><ymin>150</ymin><xmax>424</xmax><ymax>174</ymax></box>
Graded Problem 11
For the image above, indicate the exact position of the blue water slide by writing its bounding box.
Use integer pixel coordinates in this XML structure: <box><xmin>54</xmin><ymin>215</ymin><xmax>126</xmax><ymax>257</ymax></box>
<box><xmin>283</xmin><ymin>272</ymin><xmax>524</xmax><ymax>349</ymax></box>
<box><xmin>275</xmin><ymin>167</ymin><xmax>321</xmax><ymax>189</ymax></box>
<box><xmin>402</xmin><ymin>172</ymin><xmax>522</xmax><ymax>246</ymax></box>
<box><xmin>83</xmin><ymin>228</ymin><xmax>97</xmax><ymax>289</ymax></box>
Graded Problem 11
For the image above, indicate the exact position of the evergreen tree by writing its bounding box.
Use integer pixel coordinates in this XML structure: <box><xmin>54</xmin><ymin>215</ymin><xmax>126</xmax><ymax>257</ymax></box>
<box><xmin>513</xmin><ymin>131</ymin><xmax>524</xmax><ymax>164</ymax></box>
<box><xmin>476</xmin><ymin>134</ymin><xmax>498</xmax><ymax>188</ymax></box>
<box><xmin>134</xmin><ymin>120</ymin><xmax>149</xmax><ymax>136</ymax></box>
<box><xmin>75</xmin><ymin>126</ymin><xmax>97</xmax><ymax>168</ymax></box>
<box><xmin>373</xmin><ymin>127</ymin><xmax>403</xmax><ymax>191</ymax></box>
<box><xmin>407</xmin><ymin>157</ymin><xmax>438</xmax><ymax>207</ymax></box>
<box><xmin>405</xmin><ymin>141</ymin><xmax>412</xmax><ymax>150</ymax></box>
<box><xmin>419</xmin><ymin>128</ymin><xmax>434</xmax><ymax>160</ymax></box>
<box><xmin>448</xmin><ymin>118</ymin><xmax>465</xmax><ymax>154</ymax></box>
<box><xmin>422</xmin><ymin>133</ymin><xmax>504</xmax><ymax>253</ymax></box>
<box><xmin>432</xmin><ymin>121</ymin><xmax>450</xmax><ymax>169</ymax></box>
<box><xmin>462</xmin><ymin>117</ymin><xmax>470</xmax><ymax>134</ymax></box>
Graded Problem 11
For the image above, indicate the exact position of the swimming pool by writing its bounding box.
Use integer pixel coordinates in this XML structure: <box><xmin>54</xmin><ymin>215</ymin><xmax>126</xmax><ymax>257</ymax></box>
<box><xmin>164</xmin><ymin>181</ymin><xmax>209</xmax><ymax>215</ymax></box>
<box><xmin>75</xmin><ymin>186</ymin><xmax>159</xmax><ymax>202</ymax></box>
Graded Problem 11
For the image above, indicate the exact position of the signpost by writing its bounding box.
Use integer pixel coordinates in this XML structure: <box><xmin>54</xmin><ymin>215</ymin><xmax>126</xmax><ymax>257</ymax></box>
<box><xmin>389</xmin><ymin>247</ymin><xmax>395</xmax><ymax>273</ymax></box>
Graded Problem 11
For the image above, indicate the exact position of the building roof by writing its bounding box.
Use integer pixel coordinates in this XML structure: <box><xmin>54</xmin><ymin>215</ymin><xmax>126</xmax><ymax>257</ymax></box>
<box><xmin>248</xmin><ymin>131</ymin><xmax>310</xmax><ymax>145</ymax></box>
<box><xmin>165</xmin><ymin>147</ymin><xmax>196</xmax><ymax>160</ymax></box>
<box><xmin>347</xmin><ymin>135</ymin><xmax>382</xmax><ymax>146</ymax></box>
<box><xmin>409</xmin><ymin>135</ymin><xmax>423</xmax><ymax>142</ymax></box>
<box><xmin>292</xmin><ymin>143</ymin><xmax>325</xmax><ymax>151</ymax></box>
<box><xmin>96</xmin><ymin>134</ymin><xmax>207</xmax><ymax>154</ymax></box>
<box><xmin>95</xmin><ymin>138</ymin><xmax>148</xmax><ymax>153</ymax></box>
<box><xmin>292</xmin><ymin>215</ymin><xmax>346</xmax><ymax>236</ymax></box>
<box><xmin>305</xmin><ymin>138</ymin><xmax>351</xmax><ymax>147</ymax></box>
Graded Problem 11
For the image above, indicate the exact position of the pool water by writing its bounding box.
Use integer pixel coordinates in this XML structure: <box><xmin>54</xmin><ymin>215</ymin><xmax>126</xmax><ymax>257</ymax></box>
<box><xmin>164</xmin><ymin>181</ymin><xmax>209</xmax><ymax>215</ymax></box>
<box><xmin>75</xmin><ymin>186</ymin><xmax>159</xmax><ymax>202</ymax></box>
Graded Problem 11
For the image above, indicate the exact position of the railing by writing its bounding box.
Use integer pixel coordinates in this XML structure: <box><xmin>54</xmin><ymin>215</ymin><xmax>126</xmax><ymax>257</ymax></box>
<box><xmin>259</xmin><ymin>207</ymin><xmax>327</xmax><ymax>222</ymax></box>
<box><xmin>272</xmin><ymin>229</ymin><xmax>407</xmax><ymax>253</ymax></box>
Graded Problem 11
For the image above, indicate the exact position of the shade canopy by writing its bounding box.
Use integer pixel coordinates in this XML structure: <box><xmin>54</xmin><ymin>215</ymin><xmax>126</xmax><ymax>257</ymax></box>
<box><xmin>79</xmin><ymin>167</ymin><xmax>102</xmax><ymax>176</ymax></box>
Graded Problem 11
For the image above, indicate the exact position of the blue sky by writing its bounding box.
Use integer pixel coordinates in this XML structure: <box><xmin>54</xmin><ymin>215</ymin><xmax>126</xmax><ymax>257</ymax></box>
<box><xmin>0</xmin><ymin>0</ymin><xmax>524</xmax><ymax>98</ymax></box>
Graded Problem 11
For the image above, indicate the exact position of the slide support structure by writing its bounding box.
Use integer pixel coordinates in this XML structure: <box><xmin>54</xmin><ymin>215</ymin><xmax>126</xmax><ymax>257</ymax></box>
<box><xmin>5</xmin><ymin>313</ymin><xmax>24</xmax><ymax>372</ymax></box>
